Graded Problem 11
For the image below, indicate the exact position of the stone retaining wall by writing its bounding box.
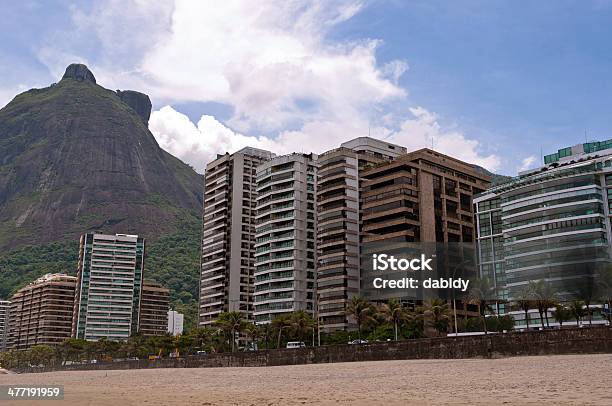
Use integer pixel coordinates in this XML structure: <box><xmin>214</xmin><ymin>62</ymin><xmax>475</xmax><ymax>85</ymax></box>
<box><xmin>19</xmin><ymin>327</ymin><xmax>612</xmax><ymax>373</ymax></box>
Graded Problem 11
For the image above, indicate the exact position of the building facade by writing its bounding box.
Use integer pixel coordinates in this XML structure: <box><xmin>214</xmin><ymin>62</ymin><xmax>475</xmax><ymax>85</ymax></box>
<box><xmin>254</xmin><ymin>153</ymin><xmax>318</xmax><ymax>324</ymax></box>
<box><xmin>139</xmin><ymin>280</ymin><xmax>170</xmax><ymax>336</ymax></box>
<box><xmin>199</xmin><ymin>147</ymin><xmax>274</xmax><ymax>327</ymax></box>
<box><xmin>167</xmin><ymin>310</ymin><xmax>184</xmax><ymax>336</ymax></box>
<box><xmin>360</xmin><ymin>148</ymin><xmax>490</xmax><ymax>244</ymax></box>
<box><xmin>316</xmin><ymin>138</ymin><xmax>406</xmax><ymax>332</ymax></box>
<box><xmin>7</xmin><ymin>274</ymin><xmax>76</xmax><ymax>350</ymax></box>
<box><xmin>0</xmin><ymin>300</ymin><xmax>10</xmax><ymax>351</ymax></box>
<box><xmin>475</xmin><ymin>141</ymin><xmax>612</xmax><ymax>318</ymax></box>
<box><xmin>359</xmin><ymin>149</ymin><xmax>490</xmax><ymax>315</ymax></box>
<box><xmin>72</xmin><ymin>233</ymin><xmax>145</xmax><ymax>341</ymax></box>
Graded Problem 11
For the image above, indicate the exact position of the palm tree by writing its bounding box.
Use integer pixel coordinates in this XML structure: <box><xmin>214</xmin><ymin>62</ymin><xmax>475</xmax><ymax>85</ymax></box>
<box><xmin>421</xmin><ymin>299</ymin><xmax>451</xmax><ymax>336</ymax></box>
<box><xmin>346</xmin><ymin>296</ymin><xmax>375</xmax><ymax>340</ymax></box>
<box><xmin>190</xmin><ymin>327</ymin><xmax>217</xmax><ymax>352</ymax></box>
<box><xmin>289</xmin><ymin>311</ymin><xmax>315</xmax><ymax>343</ymax></box>
<box><xmin>529</xmin><ymin>280</ymin><xmax>558</xmax><ymax>328</ymax></box>
<box><xmin>597</xmin><ymin>267</ymin><xmax>612</xmax><ymax>326</ymax></box>
<box><xmin>569</xmin><ymin>300</ymin><xmax>586</xmax><ymax>327</ymax></box>
<box><xmin>258</xmin><ymin>323</ymin><xmax>274</xmax><ymax>350</ymax></box>
<box><xmin>552</xmin><ymin>303</ymin><xmax>569</xmax><ymax>327</ymax></box>
<box><xmin>271</xmin><ymin>314</ymin><xmax>293</xmax><ymax>349</ymax></box>
<box><xmin>214</xmin><ymin>311</ymin><xmax>247</xmax><ymax>352</ymax></box>
<box><xmin>514</xmin><ymin>285</ymin><xmax>533</xmax><ymax>330</ymax></box>
<box><xmin>466</xmin><ymin>277</ymin><xmax>495</xmax><ymax>334</ymax></box>
<box><xmin>243</xmin><ymin>323</ymin><xmax>260</xmax><ymax>350</ymax></box>
<box><xmin>382</xmin><ymin>299</ymin><xmax>411</xmax><ymax>341</ymax></box>
<box><xmin>575</xmin><ymin>278</ymin><xmax>597</xmax><ymax>326</ymax></box>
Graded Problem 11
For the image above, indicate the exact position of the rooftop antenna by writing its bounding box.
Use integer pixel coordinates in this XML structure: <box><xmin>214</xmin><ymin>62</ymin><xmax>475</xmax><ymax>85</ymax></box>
<box><xmin>431</xmin><ymin>135</ymin><xmax>434</xmax><ymax>150</ymax></box>
<box><xmin>540</xmin><ymin>145</ymin><xmax>543</xmax><ymax>166</ymax></box>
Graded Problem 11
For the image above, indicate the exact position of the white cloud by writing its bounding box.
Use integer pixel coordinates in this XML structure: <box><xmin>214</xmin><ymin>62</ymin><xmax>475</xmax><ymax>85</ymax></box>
<box><xmin>151</xmin><ymin>104</ymin><xmax>501</xmax><ymax>173</ymax></box>
<box><xmin>31</xmin><ymin>0</ymin><xmax>501</xmax><ymax>173</ymax></box>
<box><xmin>385</xmin><ymin>107</ymin><xmax>501</xmax><ymax>171</ymax></box>
<box><xmin>150</xmin><ymin>106</ymin><xmax>275</xmax><ymax>172</ymax></box>
<box><xmin>518</xmin><ymin>155</ymin><xmax>538</xmax><ymax>172</ymax></box>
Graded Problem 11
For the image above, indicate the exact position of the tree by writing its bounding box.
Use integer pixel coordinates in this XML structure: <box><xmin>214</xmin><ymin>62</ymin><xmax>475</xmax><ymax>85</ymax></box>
<box><xmin>513</xmin><ymin>286</ymin><xmax>533</xmax><ymax>330</ymax></box>
<box><xmin>421</xmin><ymin>299</ymin><xmax>451</xmax><ymax>336</ymax></box>
<box><xmin>243</xmin><ymin>323</ymin><xmax>260</xmax><ymax>350</ymax></box>
<box><xmin>271</xmin><ymin>314</ymin><xmax>293</xmax><ymax>349</ymax></box>
<box><xmin>257</xmin><ymin>323</ymin><xmax>274</xmax><ymax>350</ymax></box>
<box><xmin>574</xmin><ymin>278</ymin><xmax>597</xmax><ymax>326</ymax></box>
<box><xmin>553</xmin><ymin>304</ymin><xmax>570</xmax><ymax>327</ymax></box>
<box><xmin>381</xmin><ymin>299</ymin><xmax>411</xmax><ymax>341</ymax></box>
<box><xmin>529</xmin><ymin>280</ymin><xmax>558</xmax><ymax>328</ymax></box>
<box><xmin>174</xmin><ymin>334</ymin><xmax>194</xmax><ymax>356</ymax></box>
<box><xmin>214</xmin><ymin>311</ymin><xmax>247</xmax><ymax>352</ymax></box>
<box><xmin>569</xmin><ymin>300</ymin><xmax>586</xmax><ymax>327</ymax></box>
<box><xmin>190</xmin><ymin>327</ymin><xmax>217</xmax><ymax>352</ymax></box>
<box><xmin>466</xmin><ymin>277</ymin><xmax>495</xmax><ymax>334</ymax></box>
<box><xmin>0</xmin><ymin>350</ymin><xmax>20</xmax><ymax>369</ymax></box>
<box><xmin>346</xmin><ymin>296</ymin><xmax>375</xmax><ymax>340</ymax></box>
<box><xmin>59</xmin><ymin>338</ymin><xmax>89</xmax><ymax>363</ymax></box>
<box><xmin>122</xmin><ymin>334</ymin><xmax>148</xmax><ymax>358</ymax></box>
<box><xmin>289</xmin><ymin>311</ymin><xmax>315</xmax><ymax>343</ymax></box>
<box><xmin>597</xmin><ymin>267</ymin><xmax>612</xmax><ymax>326</ymax></box>
<box><xmin>28</xmin><ymin>345</ymin><xmax>57</xmax><ymax>368</ymax></box>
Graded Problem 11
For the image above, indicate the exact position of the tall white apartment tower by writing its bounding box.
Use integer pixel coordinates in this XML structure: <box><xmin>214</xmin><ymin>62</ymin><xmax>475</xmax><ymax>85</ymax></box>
<box><xmin>0</xmin><ymin>300</ymin><xmax>9</xmax><ymax>351</ymax></box>
<box><xmin>254</xmin><ymin>153</ymin><xmax>318</xmax><ymax>324</ymax></box>
<box><xmin>72</xmin><ymin>233</ymin><xmax>145</xmax><ymax>341</ymax></box>
<box><xmin>199</xmin><ymin>147</ymin><xmax>274</xmax><ymax>327</ymax></box>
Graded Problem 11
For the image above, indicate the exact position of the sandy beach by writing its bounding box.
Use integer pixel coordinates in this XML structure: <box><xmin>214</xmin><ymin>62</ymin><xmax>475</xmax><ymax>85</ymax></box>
<box><xmin>2</xmin><ymin>354</ymin><xmax>610</xmax><ymax>405</ymax></box>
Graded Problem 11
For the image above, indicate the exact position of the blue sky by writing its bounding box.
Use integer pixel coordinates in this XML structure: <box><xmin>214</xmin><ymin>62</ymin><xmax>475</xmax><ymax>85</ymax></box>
<box><xmin>2</xmin><ymin>0</ymin><xmax>612</xmax><ymax>174</ymax></box>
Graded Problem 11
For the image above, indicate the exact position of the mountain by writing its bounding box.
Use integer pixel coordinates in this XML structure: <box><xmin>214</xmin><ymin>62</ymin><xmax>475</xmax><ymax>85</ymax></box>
<box><xmin>0</xmin><ymin>64</ymin><xmax>203</xmax><ymax>326</ymax></box>
<box><xmin>0</xmin><ymin>63</ymin><xmax>203</xmax><ymax>249</ymax></box>
<box><xmin>472</xmin><ymin>165</ymin><xmax>513</xmax><ymax>187</ymax></box>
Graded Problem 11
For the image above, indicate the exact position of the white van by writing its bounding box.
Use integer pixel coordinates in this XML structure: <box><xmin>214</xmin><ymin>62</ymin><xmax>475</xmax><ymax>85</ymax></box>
<box><xmin>286</xmin><ymin>341</ymin><xmax>306</xmax><ymax>349</ymax></box>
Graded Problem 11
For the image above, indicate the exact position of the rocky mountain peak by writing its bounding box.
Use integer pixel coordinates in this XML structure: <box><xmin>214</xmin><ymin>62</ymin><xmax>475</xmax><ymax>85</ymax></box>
<box><xmin>116</xmin><ymin>90</ymin><xmax>152</xmax><ymax>125</ymax></box>
<box><xmin>62</xmin><ymin>63</ymin><xmax>97</xmax><ymax>83</ymax></box>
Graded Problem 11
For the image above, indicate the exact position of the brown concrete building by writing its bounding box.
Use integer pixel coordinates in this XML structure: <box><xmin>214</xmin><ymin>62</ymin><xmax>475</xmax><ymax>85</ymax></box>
<box><xmin>359</xmin><ymin>149</ymin><xmax>491</xmax><ymax>321</ymax></box>
<box><xmin>7</xmin><ymin>274</ymin><xmax>76</xmax><ymax>350</ymax></box>
<box><xmin>316</xmin><ymin>138</ymin><xmax>406</xmax><ymax>332</ymax></box>
<box><xmin>360</xmin><ymin>148</ymin><xmax>490</xmax><ymax>244</ymax></box>
<box><xmin>139</xmin><ymin>280</ymin><xmax>170</xmax><ymax>336</ymax></box>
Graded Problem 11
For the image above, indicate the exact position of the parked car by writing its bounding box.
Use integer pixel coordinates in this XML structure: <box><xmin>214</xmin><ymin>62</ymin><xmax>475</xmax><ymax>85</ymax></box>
<box><xmin>348</xmin><ymin>339</ymin><xmax>368</xmax><ymax>345</ymax></box>
<box><xmin>286</xmin><ymin>341</ymin><xmax>306</xmax><ymax>349</ymax></box>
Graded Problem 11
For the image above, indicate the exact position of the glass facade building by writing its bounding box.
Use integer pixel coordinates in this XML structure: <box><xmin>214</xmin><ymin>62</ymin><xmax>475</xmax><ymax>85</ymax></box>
<box><xmin>475</xmin><ymin>142</ymin><xmax>612</xmax><ymax>313</ymax></box>
<box><xmin>72</xmin><ymin>233</ymin><xmax>145</xmax><ymax>341</ymax></box>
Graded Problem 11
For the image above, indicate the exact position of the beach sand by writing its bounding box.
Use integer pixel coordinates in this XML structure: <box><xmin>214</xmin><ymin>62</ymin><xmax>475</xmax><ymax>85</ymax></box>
<box><xmin>2</xmin><ymin>354</ymin><xmax>610</xmax><ymax>405</ymax></box>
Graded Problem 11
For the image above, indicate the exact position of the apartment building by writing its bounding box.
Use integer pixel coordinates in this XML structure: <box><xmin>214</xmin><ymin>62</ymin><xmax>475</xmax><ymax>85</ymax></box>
<box><xmin>139</xmin><ymin>280</ymin><xmax>170</xmax><ymax>336</ymax></box>
<box><xmin>360</xmin><ymin>148</ymin><xmax>490</xmax><ymax>244</ymax></box>
<box><xmin>359</xmin><ymin>149</ymin><xmax>490</xmax><ymax>313</ymax></box>
<box><xmin>316</xmin><ymin>138</ymin><xmax>406</xmax><ymax>332</ymax></box>
<box><xmin>7</xmin><ymin>274</ymin><xmax>76</xmax><ymax>350</ymax></box>
<box><xmin>340</xmin><ymin>137</ymin><xmax>407</xmax><ymax>170</ymax></box>
<box><xmin>0</xmin><ymin>300</ymin><xmax>10</xmax><ymax>351</ymax></box>
<box><xmin>72</xmin><ymin>233</ymin><xmax>145</xmax><ymax>341</ymax></box>
<box><xmin>254</xmin><ymin>153</ymin><xmax>318</xmax><ymax>324</ymax></box>
<box><xmin>167</xmin><ymin>310</ymin><xmax>184</xmax><ymax>336</ymax></box>
<box><xmin>475</xmin><ymin>140</ymin><xmax>612</xmax><ymax>318</ymax></box>
<box><xmin>199</xmin><ymin>147</ymin><xmax>274</xmax><ymax>326</ymax></box>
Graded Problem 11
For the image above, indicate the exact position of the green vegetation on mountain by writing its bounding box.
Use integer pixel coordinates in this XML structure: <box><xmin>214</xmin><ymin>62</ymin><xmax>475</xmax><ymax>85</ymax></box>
<box><xmin>0</xmin><ymin>210</ymin><xmax>201</xmax><ymax>329</ymax></box>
